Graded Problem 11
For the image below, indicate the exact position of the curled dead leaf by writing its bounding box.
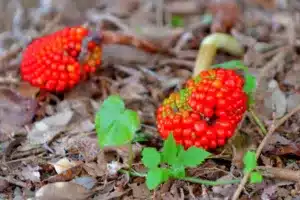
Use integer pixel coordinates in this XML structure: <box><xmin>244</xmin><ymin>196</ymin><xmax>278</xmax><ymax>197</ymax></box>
<box><xmin>35</xmin><ymin>182</ymin><xmax>92</xmax><ymax>200</ymax></box>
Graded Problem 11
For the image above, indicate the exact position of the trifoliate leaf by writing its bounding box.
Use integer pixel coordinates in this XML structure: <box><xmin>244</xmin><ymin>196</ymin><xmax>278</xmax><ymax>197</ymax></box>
<box><xmin>146</xmin><ymin>168</ymin><xmax>164</xmax><ymax>190</ymax></box>
<box><xmin>161</xmin><ymin>133</ymin><xmax>178</xmax><ymax>165</ymax></box>
<box><xmin>250</xmin><ymin>171</ymin><xmax>263</xmax><ymax>184</ymax></box>
<box><xmin>142</xmin><ymin>148</ymin><xmax>161</xmax><ymax>169</ymax></box>
<box><xmin>170</xmin><ymin>165</ymin><xmax>185</xmax><ymax>178</ymax></box>
<box><xmin>243</xmin><ymin>150</ymin><xmax>257</xmax><ymax>173</ymax></box>
<box><xmin>95</xmin><ymin>95</ymin><xmax>140</xmax><ymax>148</ymax></box>
<box><xmin>179</xmin><ymin>146</ymin><xmax>211</xmax><ymax>167</ymax></box>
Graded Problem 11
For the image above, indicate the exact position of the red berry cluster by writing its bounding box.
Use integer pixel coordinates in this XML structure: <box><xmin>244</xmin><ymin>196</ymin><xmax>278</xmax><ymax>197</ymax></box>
<box><xmin>156</xmin><ymin>68</ymin><xmax>247</xmax><ymax>150</ymax></box>
<box><xmin>20</xmin><ymin>26</ymin><xmax>102</xmax><ymax>92</ymax></box>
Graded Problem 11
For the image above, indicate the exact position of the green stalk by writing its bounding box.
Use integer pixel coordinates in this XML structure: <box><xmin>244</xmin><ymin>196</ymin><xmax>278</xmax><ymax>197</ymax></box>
<box><xmin>193</xmin><ymin>33</ymin><xmax>244</xmax><ymax>77</ymax></box>
<box><xmin>119</xmin><ymin>169</ymin><xmax>240</xmax><ymax>186</ymax></box>
<box><xmin>249</xmin><ymin>108</ymin><xmax>267</xmax><ymax>135</ymax></box>
<box><xmin>127</xmin><ymin>143</ymin><xmax>134</xmax><ymax>169</ymax></box>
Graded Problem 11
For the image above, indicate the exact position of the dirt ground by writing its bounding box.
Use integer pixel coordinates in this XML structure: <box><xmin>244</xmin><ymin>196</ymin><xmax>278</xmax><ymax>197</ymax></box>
<box><xmin>0</xmin><ymin>0</ymin><xmax>300</xmax><ymax>199</ymax></box>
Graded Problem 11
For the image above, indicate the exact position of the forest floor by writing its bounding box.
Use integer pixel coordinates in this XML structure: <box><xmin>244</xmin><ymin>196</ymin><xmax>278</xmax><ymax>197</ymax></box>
<box><xmin>0</xmin><ymin>0</ymin><xmax>300</xmax><ymax>199</ymax></box>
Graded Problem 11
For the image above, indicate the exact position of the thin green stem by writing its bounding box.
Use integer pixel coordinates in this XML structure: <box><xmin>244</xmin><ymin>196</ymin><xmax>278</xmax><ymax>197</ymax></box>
<box><xmin>180</xmin><ymin>176</ymin><xmax>240</xmax><ymax>186</ymax></box>
<box><xmin>127</xmin><ymin>143</ymin><xmax>134</xmax><ymax>169</ymax></box>
<box><xmin>119</xmin><ymin>169</ymin><xmax>240</xmax><ymax>186</ymax></box>
<box><xmin>249</xmin><ymin>108</ymin><xmax>267</xmax><ymax>135</ymax></box>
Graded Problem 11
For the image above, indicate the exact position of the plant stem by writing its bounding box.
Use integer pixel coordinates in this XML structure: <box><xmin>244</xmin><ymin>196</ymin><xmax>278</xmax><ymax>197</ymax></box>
<box><xmin>127</xmin><ymin>143</ymin><xmax>134</xmax><ymax>169</ymax></box>
<box><xmin>119</xmin><ymin>169</ymin><xmax>240</xmax><ymax>186</ymax></box>
<box><xmin>193</xmin><ymin>33</ymin><xmax>244</xmax><ymax>77</ymax></box>
<box><xmin>180</xmin><ymin>176</ymin><xmax>240</xmax><ymax>186</ymax></box>
<box><xmin>249</xmin><ymin>108</ymin><xmax>267</xmax><ymax>135</ymax></box>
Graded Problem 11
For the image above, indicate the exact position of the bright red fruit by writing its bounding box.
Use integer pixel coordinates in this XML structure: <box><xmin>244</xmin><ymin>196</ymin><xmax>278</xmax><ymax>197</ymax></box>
<box><xmin>20</xmin><ymin>26</ymin><xmax>102</xmax><ymax>92</ymax></box>
<box><xmin>156</xmin><ymin>68</ymin><xmax>247</xmax><ymax>150</ymax></box>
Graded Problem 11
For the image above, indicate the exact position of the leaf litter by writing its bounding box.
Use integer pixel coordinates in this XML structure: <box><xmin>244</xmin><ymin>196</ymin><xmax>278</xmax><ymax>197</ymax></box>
<box><xmin>0</xmin><ymin>0</ymin><xmax>300</xmax><ymax>199</ymax></box>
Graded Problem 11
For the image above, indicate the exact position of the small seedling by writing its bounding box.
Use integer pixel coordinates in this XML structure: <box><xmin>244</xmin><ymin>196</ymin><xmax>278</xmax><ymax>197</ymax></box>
<box><xmin>142</xmin><ymin>133</ymin><xmax>211</xmax><ymax>189</ymax></box>
<box><xmin>95</xmin><ymin>95</ymin><xmax>140</xmax><ymax>168</ymax></box>
<box><xmin>243</xmin><ymin>150</ymin><xmax>263</xmax><ymax>184</ymax></box>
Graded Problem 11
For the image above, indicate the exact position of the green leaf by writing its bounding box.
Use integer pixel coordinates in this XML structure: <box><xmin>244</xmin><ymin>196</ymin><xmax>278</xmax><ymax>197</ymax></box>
<box><xmin>243</xmin><ymin>73</ymin><xmax>256</xmax><ymax>95</ymax></box>
<box><xmin>95</xmin><ymin>95</ymin><xmax>140</xmax><ymax>148</ymax></box>
<box><xmin>170</xmin><ymin>165</ymin><xmax>186</xmax><ymax>178</ymax></box>
<box><xmin>142</xmin><ymin>148</ymin><xmax>161</xmax><ymax>169</ymax></box>
<box><xmin>250</xmin><ymin>171</ymin><xmax>263</xmax><ymax>184</ymax></box>
<box><xmin>132</xmin><ymin>131</ymin><xmax>149</xmax><ymax>142</ymax></box>
<box><xmin>171</xmin><ymin>15</ymin><xmax>184</xmax><ymax>27</ymax></box>
<box><xmin>243</xmin><ymin>150</ymin><xmax>257</xmax><ymax>173</ymax></box>
<box><xmin>179</xmin><ymin>146</ymin><xmax>211</xmax><ymax>167</ymax></box>
<box><xmin>213</xmin><ymin>60</ymin><xmax>247</xmax><ymax>70</ymax></box>
<box><xmin>146</xmin><ymin>168</ymin><xmax>165</xmax><ymax>190</ymax></box>
<box><xmin>161</xmin><ymin>133</ymin><xmax>178</xmax><ymax>165</ymax></box>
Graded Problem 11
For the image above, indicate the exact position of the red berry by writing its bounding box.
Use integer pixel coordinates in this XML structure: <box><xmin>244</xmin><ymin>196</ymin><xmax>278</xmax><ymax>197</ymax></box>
<box><xmin>156</xmin><ymin>68</ymin><xmax>247</xmax><ymax>150</ymax></box>
<box><xmin>20</xmin><ymin>26</ymin><xmax>103</xmax><ymax>92</ymax></box>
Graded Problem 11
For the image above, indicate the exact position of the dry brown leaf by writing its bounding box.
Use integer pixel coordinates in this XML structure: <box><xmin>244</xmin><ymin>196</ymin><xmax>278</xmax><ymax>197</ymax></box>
<box><xmin>93</xmin><ymin>188</ymin><xmax>131</xmax><ymax>200</ymax></box>
<box><xmin>45</xmin><ymin>164</ymin><xmax>83</xmax><ymax>183</ymax></box>
<box><xmin>83</xmin><ymin>152</ymin><xmax>108</xmax><ymax>177</ymax></box>
<box><xmin>50</xmin><ymin>157</ymin><xmax>81</xmax><ymax>174</ymax></box>
<box><xmin>129</xmin><ymin>183</ymin><xmax>151</xmax><ymax>199</ymax></box>
<box><xmin>0</xmin><ymin>88</ymin><xmax>37</xmax><ymax>142</ymax></box>
<box><xmin>27</xmin><ymin>110</ymin><xmax>74</xmax><ymax>145</ymax></box>
<box><xmin>208</xmin><ymin>0</ymin><xmax>241</xmax><ymax>33</ymax></box>
<box><xmin>106</xmin><ymin>0</ymin><xmax>140</xmax><ymax>17</ymax></box>
<box><xmin>35</xmin><ymin>182</ymin><xmax>92</xmax><ymax>200</ymax></box>
<box><xmin>66</xmin><ymin>134</ymin><xmax>100</xmax><ymax>162</ymax></box>
<box><xmin>284</xmin><ymin>64</ymin><xmax>300</xmax><ymax>90</ymax></box>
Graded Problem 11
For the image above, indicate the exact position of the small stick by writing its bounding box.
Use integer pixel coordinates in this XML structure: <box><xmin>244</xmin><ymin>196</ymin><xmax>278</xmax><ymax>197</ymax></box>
<box><xmin>232</xmin><ymin>104</ymin><xmax>300</xmax><ymax>200</ymax></box>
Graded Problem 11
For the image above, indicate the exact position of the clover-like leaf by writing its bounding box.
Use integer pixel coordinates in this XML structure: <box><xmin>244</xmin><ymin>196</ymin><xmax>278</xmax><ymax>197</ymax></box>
<box><xmin>179</xmin><ymin>146</ymin><xmax>211</xmax><ymax>167</ymax></box>
<box><xmin>95</xmin><ymin>95</ymin><xmax>140</xmax><ymax>148</ymax></box>
<box><xmin>146</xmin><ymin>168</ymin><xmax>165</xmax><ymax>190</ymax></box>
<box><xmin>161</xmin><ymin>133</ymin><xmax>178</xmax><ymax>165</ymax></box>
<box><xmin>142</xmin><ymin>148</ymin><xmax>161</xmax><ymax>169</ymax></box>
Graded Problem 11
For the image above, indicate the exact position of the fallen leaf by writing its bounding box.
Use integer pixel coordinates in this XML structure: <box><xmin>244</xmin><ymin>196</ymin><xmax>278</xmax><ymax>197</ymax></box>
<box><xmin>264</xmin><ymin>79</ymin><xmax>287</xmax><ymax>119</ymax></box>
<box><xmin>44</xmin><ymin>164</ymin><xmax>83</xmax><ymax>183</ymax></box>
<box><xmin>20</xmin><ymin>165</ymin><xmax>41</xmax><ymax>182</ymax></box>
<box><xmin>129</xmin><ymin>183</ymin><xmax>151</xmax><ymax>199</ymax></box>
<box><xmin>27</xmin><ymin>110</ymin><xmax>74</xmax><ymax>145</ymax></box>
<box><xmin>66</xmin><ymin>134</ymin><xmax>100</xmax><ymax>162</ymax></box>
<box><xmin>284</xmin><ymin>63</ymin><xmax>300</xmax><ymax>89</ymax></box>
<box><xmin>50</xmin><ymin>157</ymin><xmax>80</xmax><ymax>174</ymax></box>
<box><xmin>16</xmin><ymin>82</ymin><xmax>40</xmax><ymax>98</ymax></box>
<box><xmin>287</xmin><ymin>92</ymin><xmax>300</xmax><ymax>112</ymax></box>
<box><xmin>0</xmin><ymin>88</ymin><xmax>37</xmax><ymax>142</ymax></box>
<box><xmin>83</xmin><ymin>152</ymin><xmax>107</xmax><ymax>177</ymax></box>
<box><xmin>208</xmin><ymin>0</ymin><xmax>241</xmax><ymax>33</ymax></box>
<box><xmin>35</xmin><ymin>182</ymin><xmax>92</xmax><ymax>200</ymax></box>
<box><xmin>106</xmin><ymin>0</ymin><xmax>139</xmax><ymax>17</ymax></box>
<box><xmin>93</xmin><ymin>188</ymin><xmax>131</xmax><ymax>200</ymax></box>
<box><xmin>119</xmin><ymin>81</ymin><xmax>148</xmax><ymax>101</ymax></box>
<box><xmin>0</xmin><ymin>179</ymin><xmax>9</xmax><ymax>192</ymax></box>
<box><xmin>72</xmin><ymin>176</ymin><xmax>97</xmax><ymax>190</ymax></box>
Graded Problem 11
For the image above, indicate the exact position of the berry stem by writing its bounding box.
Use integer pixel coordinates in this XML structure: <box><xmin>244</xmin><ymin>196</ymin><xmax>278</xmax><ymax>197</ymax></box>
<box><xmin>127</xmin><ymin>142</ymin><xmax>134</xmax><ymax>169</ymax></box>
<box><xmin>119</xmin><ymin>169</ymin><xmax>241</xmax><ymax>186</ymax></box>
<box><xmin>249</xmin><ymin>108</ymin><xmax>267</xmax><ymax>135</ymax></box>
<box><xmin>193</xmin><ymin>33</ymin><xmax>244</xmax><ymax>77</ymax></box>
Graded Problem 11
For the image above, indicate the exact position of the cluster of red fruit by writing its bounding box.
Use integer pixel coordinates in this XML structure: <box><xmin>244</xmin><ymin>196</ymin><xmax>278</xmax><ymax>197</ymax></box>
<box><xmin>20</xmin><ymin>26</ymin><xmax>102</xmax><ymax>92</ymax></box>
<box><xmin>156</xmin><ymin>68</ymin><xmax>247</xmax><ymax>150</ymax></box>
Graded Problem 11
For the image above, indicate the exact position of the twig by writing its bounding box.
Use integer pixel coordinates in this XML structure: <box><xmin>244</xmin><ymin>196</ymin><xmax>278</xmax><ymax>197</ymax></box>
<box><xmin>0</xmin><ymin>176</ymin><xmax>28</xmax><ymax>188</ymax></box>
<box><xmin>257</xmin><ymin>166</ymin><xmax>300</xmax><ymax>182</ymax></box>
<box><xmin>232</xmin><ymin>104</ymin><xmax>300</xmax><ymax>200</ymax></box>
<box><xmin>119</xmin><ymin>169</ymin><xmax>241</xmax><ymax>186</ymax></box>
